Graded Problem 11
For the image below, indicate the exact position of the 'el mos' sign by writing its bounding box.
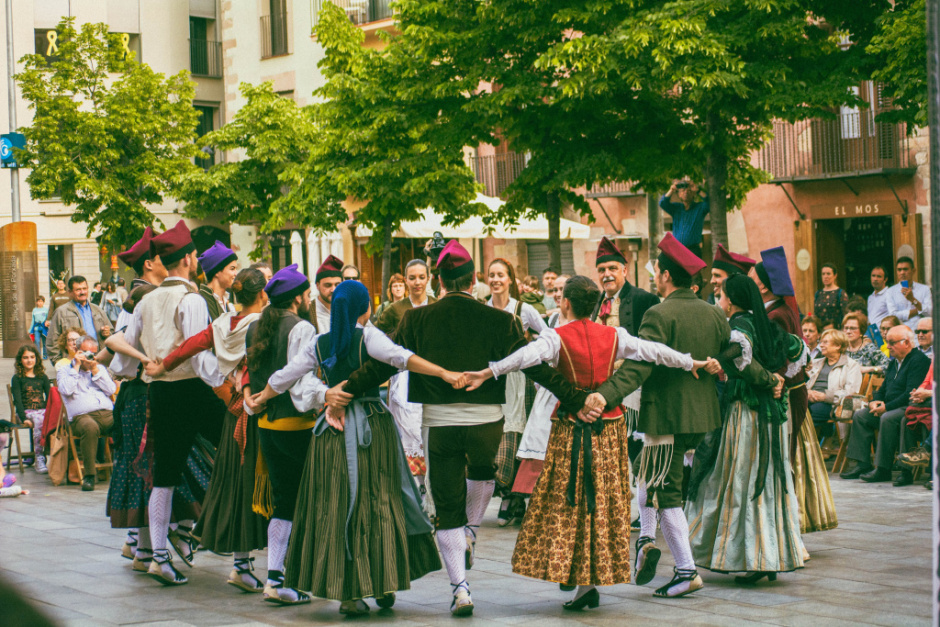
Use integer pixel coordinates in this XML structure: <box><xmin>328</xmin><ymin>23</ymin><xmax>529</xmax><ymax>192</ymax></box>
<box><xmin>810</xmin><ymin>200</ymin><xmax>903</xmax><ymax>220</ymax></box>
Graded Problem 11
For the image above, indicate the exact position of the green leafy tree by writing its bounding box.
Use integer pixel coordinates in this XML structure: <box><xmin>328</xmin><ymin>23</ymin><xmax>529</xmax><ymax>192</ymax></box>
<box><xmin>868</xmin><ymin>0</ymin><xmax>927</xmax><ymax>127</ymax></box>
<box><xmin>280</xmin><ymin>3</ymin><xmax>479</xmax><ymax>289</ymax></box>
<box><xmin>177</xmin><ymin>81</ymin><xmax>316</xmax><ymax>258</ymax></box>
<box><xmin>397</xmin><ymin>0</ymin><xmax>693</xmax><ymax>270</ymax></box>
<box><xmin>15</xmin><ymin>18</ymin><xmax>200</xmax><ymax>252</ymax></box>
<box><xmin>538</xmin><ymin>0</ymin><xmax>887</xmax><ymax>254</ymax></box>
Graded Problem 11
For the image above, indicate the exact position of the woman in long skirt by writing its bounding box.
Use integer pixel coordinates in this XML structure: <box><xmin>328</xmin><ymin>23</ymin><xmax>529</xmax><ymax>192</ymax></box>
<box><xmin>252</xmin><ymin>280</ymin><xmax>455</xmax><ymax>615</ymax></box>
<box><xmin>145</xmin><ymin>268</ymin><xmax>270</xmax><ymax>591</ymax></box>
<box><xmin>466</xmin><ymin>276</ymin><xmax>706</xmax><ymax>609</ymax></box>
<box><xmin>686</xmin><ymin>274</ymin><xmax>805</xmax><ymax>582</ymax></box>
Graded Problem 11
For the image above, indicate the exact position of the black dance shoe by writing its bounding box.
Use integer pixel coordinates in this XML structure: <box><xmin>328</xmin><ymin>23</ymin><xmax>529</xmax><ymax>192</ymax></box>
<box><xmin>562</xmin><ymin>588</ymin><xmax>599</xmax><ymax>611</ymax></box>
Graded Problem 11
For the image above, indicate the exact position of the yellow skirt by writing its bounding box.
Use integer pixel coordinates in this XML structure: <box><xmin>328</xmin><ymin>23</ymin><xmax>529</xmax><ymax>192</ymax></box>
<box><xmin>793</xmin><ymin>414</ymin><xmax>838</xmax><ymax>533</ymax></box>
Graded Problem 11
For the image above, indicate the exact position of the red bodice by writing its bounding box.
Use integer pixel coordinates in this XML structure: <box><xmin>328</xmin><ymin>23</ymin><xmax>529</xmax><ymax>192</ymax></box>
<box><xmin>555</xmin><ymin>319</ymin><xmax>623</xmax><ymax>419</ymax></box>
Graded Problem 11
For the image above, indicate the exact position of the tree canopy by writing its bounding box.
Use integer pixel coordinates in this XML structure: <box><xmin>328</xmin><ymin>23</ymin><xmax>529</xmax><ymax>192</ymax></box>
<box><xmin>15</xmin><ymin>18</ymin><xmax>200</xmax><ymax>252</ymax></box>
<box><xmin>868</xmin><ymin>0</ymin><xmax>927</xmax><ymax>128</ymax></box>
<box><xmin>177</xmin><ymin>81</ymin><xmax>315</xmax><ymax>257</ymax></box>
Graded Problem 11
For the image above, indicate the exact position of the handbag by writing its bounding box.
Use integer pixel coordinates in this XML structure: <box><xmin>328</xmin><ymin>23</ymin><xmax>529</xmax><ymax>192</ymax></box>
<box><xmin>47</xmin><ymin>419</ymin><xmax>81</xmax><ymax>485</ymax></box>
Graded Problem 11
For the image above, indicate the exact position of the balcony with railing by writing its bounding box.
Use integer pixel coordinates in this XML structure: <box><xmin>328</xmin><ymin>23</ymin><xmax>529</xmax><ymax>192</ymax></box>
<box><xmin>584</xmin><ymin>181</ymin><xmax>638</xmax><ymax>198</ymax></box>
<box><xmin>466</xmin><ymin>152</ymin><xmax>529</xmax><ymax>199</ymax></box>
<box><xmin>311</xmin><ymin>0</ymin><xmax>393</xmax><ymax>27</ymax></box>
<box><xmin>189</xmin><ymin>39</ymin><xmax>222</xmax><ymax>77</ymax></box>
<box><xmin>757</xmin><ymin>111</ymin><xmax>913</xmax><ymax>182</ymax></box>
<box><xmin>261</xmin><ymin>11</ymin><xmax>290</xmax><ymax>58</ymax></box>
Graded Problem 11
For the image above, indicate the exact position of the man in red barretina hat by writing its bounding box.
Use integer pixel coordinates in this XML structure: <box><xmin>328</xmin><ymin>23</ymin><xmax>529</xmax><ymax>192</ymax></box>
<box><xmin>587</xmin><ymin>233</ymin><xmax>728</xmax><ymax>599</ymax></box>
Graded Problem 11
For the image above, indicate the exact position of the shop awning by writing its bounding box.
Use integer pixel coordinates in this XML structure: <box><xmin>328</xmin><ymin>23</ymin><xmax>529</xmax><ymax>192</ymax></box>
<box><xmin>355</xmin><ymin>193</ymin><xmax>591</xmax><ymax>240</ymax></box>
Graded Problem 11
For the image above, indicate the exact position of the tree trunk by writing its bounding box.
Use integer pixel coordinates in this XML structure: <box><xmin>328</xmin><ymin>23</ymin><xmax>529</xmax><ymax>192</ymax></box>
<box><xmin>381</xmin><ymin>214</ymin><xmax>393</xmax><ymax>303</ymax></box>
<box><xmin>547</xmin><ymin>192</ymin><xmax>561</xmax><ymax>271</ymax></box>
<box><xmin>705</xmin><ymin>109</ymin><xmax>729</xmax><ymax>257</ymax></box>
<box><xmin>647</xmin><ymin>191</ymin><xmax>662</xmax><ymax>259</ymax></box>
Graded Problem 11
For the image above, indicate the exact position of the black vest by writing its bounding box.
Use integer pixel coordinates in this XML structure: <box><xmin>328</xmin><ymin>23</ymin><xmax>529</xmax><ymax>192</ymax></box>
<box><xmin>315</xmin><ymin>329</ymin><xmax>381</xmax><ymax>398</ymax></box>
<box><xmin>247</xmin><ymin>312</ymin><xmax>306</xmax><ymax>421</ymax></box>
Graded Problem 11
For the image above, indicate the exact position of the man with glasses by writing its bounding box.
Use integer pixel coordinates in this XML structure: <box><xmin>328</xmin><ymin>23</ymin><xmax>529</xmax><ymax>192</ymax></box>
<box><xmin>916</xmin><ymin>318</ymin><xmax>933</xmax><ymax>358</ymax></box>
<box><xmin>46</xmin><ymin>276</ymin><xmax>112</xmax><ymax>365</ymax></box>
<box><xmin>840</xmin><ymin>325</ymin><xmax>930</xmax><ymax>484</ymax></box>
<box><xmin>341</xmin><ymin>264</ymin><xmax>360</xmax><ymax>282</ymax></box>
<box><xmin>887</xmin><ymin>257</ymin><xmax>931</xmax><ymax>332</ymax></box>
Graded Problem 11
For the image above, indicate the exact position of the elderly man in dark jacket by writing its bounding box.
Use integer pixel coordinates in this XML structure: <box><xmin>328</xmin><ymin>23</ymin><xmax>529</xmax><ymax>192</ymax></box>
<box><xmin>841</xmin><ymin>324</ymin><xmax>931</xmax><ymax>485</ymax></box>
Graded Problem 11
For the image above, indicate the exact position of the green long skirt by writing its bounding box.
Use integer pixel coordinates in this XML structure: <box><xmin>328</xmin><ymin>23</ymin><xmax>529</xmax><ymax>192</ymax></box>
<box><xmin>196</xmin><ymin>407</ymin><xmax>269</xmax><ymax>553</ymax></box>
<box><xmin>686</xmin><ymin>401</ymin><xmax>804</xmax><ymax>573</ymax></box>
<box><xmin>285</xmin><ymin>410</ymin><xmax>441</xmax><ymax>601</ymax></box>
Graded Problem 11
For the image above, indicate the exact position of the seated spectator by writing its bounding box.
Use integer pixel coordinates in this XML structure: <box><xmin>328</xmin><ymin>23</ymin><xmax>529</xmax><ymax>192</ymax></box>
<box><xmin>916</xmin><ymin>318</ymin><xmax>933</xmax><ymax>359</ymax></box>
<box><xmin>520</xmin><ymin>275</ymin><xmax>547</xmax><ymax>315</ymax></box>
<box><xmin>806</xmin><ymin>330</ymin><xmax>862</xmax><ymax>437</ymax></box>
<box><xmin>843</xmin><ymin>312</ymin><xmax>887</xmax><ymax>374</ymax></box>
<box><xmin>840</xmin><ymin>325</ymin><xmax>931</xmax><ymax>485</ymax></box>
<box><xmin>56</xmin><ymin>336</ymin><xmax>116</xmax><ymax>492</ymax></box>
<box><xmin>897</xmin><ymin>361</ymin><xmax>933</xmax><ymax>487</ymax></box>
<box><xmin>802</xmin><ymin>315</ymin><xmax>823</xmax><ymax>361</ymax></box>
<box><xmin>846</xmin><ymin>295</ymin><xmax>867</xmax><ymax>316</ymax></box>
<box><xmin>11</xmin><ymin>345</ymin><xmax>51</xmax><ymax>474</ymax></box>
<box><xmin>54</xmin><ymin>327</ymin><xmax>86</xmax><ymax>372</ymax></box>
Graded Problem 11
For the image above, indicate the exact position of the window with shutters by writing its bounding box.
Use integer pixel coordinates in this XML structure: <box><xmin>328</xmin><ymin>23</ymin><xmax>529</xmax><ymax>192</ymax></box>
<box><xmin>525</xmin><ymin>242</ymin><xmax>575</xmax><ymax>277</ymax></box>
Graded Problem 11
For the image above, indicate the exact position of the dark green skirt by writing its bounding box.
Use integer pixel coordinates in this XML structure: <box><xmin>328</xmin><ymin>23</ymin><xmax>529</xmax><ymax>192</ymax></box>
<box><xmin>195</xmin><ymin>406</ymin><xmax>268</xmax><ymax>553</ymax></box>
<box><xmin>285</xmin><ymin>410</ymin><xmax>441</xmax><ymax>601</ymax></box>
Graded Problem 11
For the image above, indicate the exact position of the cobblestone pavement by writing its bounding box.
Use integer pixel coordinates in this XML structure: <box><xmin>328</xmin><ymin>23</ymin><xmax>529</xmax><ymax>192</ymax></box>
<box><xmin>0</xmin><ymin>358</ymin><xmax>933</xmax><ymax>626</ymax></box>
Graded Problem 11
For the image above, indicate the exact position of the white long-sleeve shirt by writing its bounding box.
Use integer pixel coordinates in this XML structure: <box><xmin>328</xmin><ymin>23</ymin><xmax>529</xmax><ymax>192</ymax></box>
<box><xmin>488</xmin><ymin>326</ymin><xmax>694</xmax><ymax>379</ymax></box>
<box><xmin>57</xmin><ymin>362</ymin><xmax>117</xmax><ymax>420</ymax></box>
<box><xmin>489</xmin><ymin>297</ymin><xmax>549</xmax><ymax>334</ymax></box>
<box><xmin>267</xmin><ymin>324</ymin><xmax>414</xmax><ymax>411</ymax></box>
<box><xmin>108</xmin><ymin>308</ymin><xmax>139</xmax><ymax>379</ymax></box>
<box><xmin>867</xmin><ymin>286</ymin><xmax>891</xmax><ymax>327</ymax></box>
<box><xmin>886</xmin><ymin>281</ymin><xmax>932</xmax><ymax>331</ymax></box>
<box><xmin>122</xmin><ymin>277</ymin><xmax>224</xmax><ymax>388</ymax></box>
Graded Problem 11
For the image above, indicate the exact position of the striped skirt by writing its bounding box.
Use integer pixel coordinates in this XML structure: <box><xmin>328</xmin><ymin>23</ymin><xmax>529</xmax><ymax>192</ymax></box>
<box><xmin>686</xmin><ymin>401</ymin><xmax>804</xmax><ymax>573</ymax></box>
<box><xmin>792</xmin><ymin>414</ymin><xmax>838</xmax><ymax>533</ymax></box>
<box><xmin>285</xmin><ymin>409</ymin><xmax>441</xmax><ymax>601</ymax></box>
<box><xmin>196</xmin><ymin>405</ymin><xmax>269</xmax><ymax>553</ymax></box>
<box><xmin>511</xmin><ymin>418</ymin><xmax>632</xmax><ymax>586</ymax></box>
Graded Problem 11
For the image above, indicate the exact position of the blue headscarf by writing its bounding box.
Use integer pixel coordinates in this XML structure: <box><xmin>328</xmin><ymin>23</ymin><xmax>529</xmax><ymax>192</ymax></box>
<box><xmin>323</xmin><ymin>280</ymin><xmax>371</xmax><ymax>372</ymax></box>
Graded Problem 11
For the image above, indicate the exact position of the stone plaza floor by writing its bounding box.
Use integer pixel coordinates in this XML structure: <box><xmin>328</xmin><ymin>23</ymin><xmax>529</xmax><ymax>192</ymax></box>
<box><xmin>0</xmin><ymin>355</ymin><xmax>934</xmax><ymax>626</ymax></box>
<box><xmin>1</xmin><ymin>446</ymin><xmax>934</xmax><ymax>626</ymax></box>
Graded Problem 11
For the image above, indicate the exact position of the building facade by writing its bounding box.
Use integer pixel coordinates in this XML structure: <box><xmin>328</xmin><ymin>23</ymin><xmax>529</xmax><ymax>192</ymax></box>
<box><xmin>0</xmin><ymin>0</ymin><xmax>228</xmax><ymax>296</ymax></box>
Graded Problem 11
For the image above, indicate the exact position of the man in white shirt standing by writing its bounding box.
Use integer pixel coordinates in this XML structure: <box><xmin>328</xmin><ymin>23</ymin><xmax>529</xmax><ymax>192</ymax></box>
<box><xmin>57</xmin><ymin>336</ymin><xmax>116</xmax><ymax>492</ymax></box>
<box><xmin>887</xmin><ymin>256</ymin><xmax>932</xmax><ymax>331</ymax></box>
<box><xmin>122</xmin><ymin>220</ymin><xmax>226</xmax><ymax>586</ymax></box>
<box><xmin>867</xmin><ymin>265</ymin><xmax>891</xmax><ymax>327</ymax></box>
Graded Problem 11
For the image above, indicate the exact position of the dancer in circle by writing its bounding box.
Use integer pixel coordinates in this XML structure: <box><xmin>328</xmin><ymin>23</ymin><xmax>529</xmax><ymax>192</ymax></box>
<box><xmin>145</xmin><ymin>268</ymin><xmax>271</xmax><ymax>593</ymax></box>
<box><xmin>465</xmin><ymin>276</ymin><xmax>709</xmax><ymax>609</ymax></box>
<box><xmin>685</xmin><ymin>274</ymin><xmax>805</xmax><ymax>583</ymax></box>
<box><xmin>250</xmin><ymin>280</ymin><xmax>455</xmax><ymax>615</ymax></box>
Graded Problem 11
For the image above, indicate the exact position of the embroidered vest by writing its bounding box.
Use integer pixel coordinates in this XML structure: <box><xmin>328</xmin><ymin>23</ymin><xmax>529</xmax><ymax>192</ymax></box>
<box><xmin>555</xmin><ymin>319</ymin><xmax>624</xmax><ymax>420</ymax></box>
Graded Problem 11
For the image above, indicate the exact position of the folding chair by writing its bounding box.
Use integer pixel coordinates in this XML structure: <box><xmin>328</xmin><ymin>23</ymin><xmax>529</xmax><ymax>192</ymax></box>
<box><xmin>5</xmin><ymin>384</ymin><xmax>34</xmax><ymax>473</ymax></box>
<box><xmin>64</xmin><ymin>406</ymin><xmax>114</xmax><ymax>484</ymax></box>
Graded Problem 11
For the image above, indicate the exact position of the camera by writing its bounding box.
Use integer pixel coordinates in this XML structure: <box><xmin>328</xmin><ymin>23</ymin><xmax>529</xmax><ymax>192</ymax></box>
<box><xmin>80</xmin><ymin>351</ymin><xmax>96</xmax><ymax>360</ymax></box>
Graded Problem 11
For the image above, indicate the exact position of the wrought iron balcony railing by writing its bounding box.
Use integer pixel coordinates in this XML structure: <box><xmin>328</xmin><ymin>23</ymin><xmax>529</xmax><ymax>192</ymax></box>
<box><xmin>311</xmin><ymin>0</ymin><xmax>393</xmax><ymax>28</ymax></box>
<box><xmin>189</xmin><ymin>39</ymin><xmax>222</xmax><ymax>77</ymax></box>
<box><xmin>261</xmin><ymin>12</ymin><xmax>290</xmax><ymax>58</ymax></box>
<box><xmin>757</xmin><ymin>112</ymin><xmax>913</xmax><ymax>181</ymax></box>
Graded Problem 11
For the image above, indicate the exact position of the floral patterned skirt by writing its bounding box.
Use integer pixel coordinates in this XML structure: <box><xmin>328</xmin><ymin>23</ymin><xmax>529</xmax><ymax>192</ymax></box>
<box><xmin>511</xmin><ymin>418</ymin><xmax>632</xmax><ymax>586</ymax></box>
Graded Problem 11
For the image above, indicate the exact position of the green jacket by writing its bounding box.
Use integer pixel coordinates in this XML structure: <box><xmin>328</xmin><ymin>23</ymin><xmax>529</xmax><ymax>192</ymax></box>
<box><xmin>596</xmin><ymin>288</ymin><xmax>730</xmax><ymax>436</ymax></box>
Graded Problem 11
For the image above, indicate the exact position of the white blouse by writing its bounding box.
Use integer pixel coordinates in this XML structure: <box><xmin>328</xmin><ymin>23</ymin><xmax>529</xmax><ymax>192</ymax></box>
<box><xmin>267</xmin><ymin>324</ymin><xmax>415</xmax><ymax>411</ymax></box>
<box><xmin>489</xmin><ymin>297</ymin><xmax>549</xmax><ymax>334</ymax></box>
<box><xmin>488</xmin><ymin>326</ymin><xmax>694</xmax><ymax>379</ymax></box>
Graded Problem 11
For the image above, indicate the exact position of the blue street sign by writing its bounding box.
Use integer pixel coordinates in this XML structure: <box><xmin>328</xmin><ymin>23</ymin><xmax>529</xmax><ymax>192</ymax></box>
<box><xmin>1</xmin><ymin>132</ymin><xmax>25</xmax><ymax>168</ymax></box>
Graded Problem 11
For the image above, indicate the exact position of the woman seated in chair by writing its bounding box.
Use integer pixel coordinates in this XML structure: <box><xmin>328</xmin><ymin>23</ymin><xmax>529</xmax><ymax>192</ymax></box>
<box><xmin>53</xmin><ymin>327</ymin><xmax>86</xmax><ymax>372</ymax></box>
<box><xmin>11</xmin><ymin>345</ymin><xmax>51</xmax><ymax>474</ymax></box>
<box><xmin>806</xmin><ymin>329</ymin><xmax>863</xmax><ymax>438</ymax></box>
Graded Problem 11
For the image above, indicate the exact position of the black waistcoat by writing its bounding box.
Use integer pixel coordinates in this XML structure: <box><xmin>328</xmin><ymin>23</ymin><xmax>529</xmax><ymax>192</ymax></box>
<box><xmin>247</xmin><ymin>312</ymin><xmax>305</xmax><ymax>421</ymax></box>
